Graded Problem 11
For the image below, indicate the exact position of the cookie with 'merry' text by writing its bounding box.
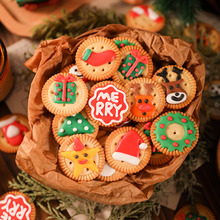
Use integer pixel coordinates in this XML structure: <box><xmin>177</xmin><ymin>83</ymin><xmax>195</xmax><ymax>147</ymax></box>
<box><xmin>86</xmin><ymin>81</ymin><xmax>130</xmax><ymax>127</ymax></box>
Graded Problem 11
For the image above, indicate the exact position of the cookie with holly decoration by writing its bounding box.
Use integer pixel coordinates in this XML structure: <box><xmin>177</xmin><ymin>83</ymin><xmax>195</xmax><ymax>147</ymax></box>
<box><xmin>0</xmin><ymin>191</ymin><xmax>36</xmax><ymax>220</ymax></box>
<box><xmin>105</xmin><ymin>126</ymin><xmax>151</xmax><ymax>174</ymax></box>
<box><xmin>75</xmin><ymin>36</ymin><xmax>121</xmax><ymax>81</ymax></box>
<box><xmin>52</xmin><ymin>109</ymin><xmax>99</xmax><ymax>145</ymax></box>
<box><xmin>113</xmin><ymin>36</ymin><xmax>143</xmax><ymax>49</ymax></box>
<box><xmin>174</xmin><ymin>204</ymin><xmax>216</xmax><ymax>220</ymax></box>
<box><xmin>112</xmin><ymin>46</ymin><xmax>153</xmax><ymax>85</ymax></box>
<box><xmin>41</xmin><ymin>72</ymin><xmax>88</xmax><ymax>116</ymax></box>
<box><xmin>125</xmin><ymin>78</ymin><xmax>165</xmax><ymax>122</ymax></box>
<box><xmin>153</xmin><ymin>65</ymin><xmax>197</xmax><ymax>109</ymax></box>
<box><xmin>150</xmin><ymin>112</ymin><xmax>199</xmax><ymax>156</ymax></box>
<box><xmin>0</xmin><ymin>114</ymin><xmax>29</xmax><ymax>153</ymax></box>
<box><xmin>58</xmin><ymin>135</ymin><xmax>105</xmax><ymax>181</ymax></box>
<box><xmin>136</xmin><ymin>122</ymin><xmax>172</xmax><ymax>165</ymax></box>
<box><xmin>126</xmin><ymin>4</ymin><xmax>165</xmax><ymax>32</ymax></box>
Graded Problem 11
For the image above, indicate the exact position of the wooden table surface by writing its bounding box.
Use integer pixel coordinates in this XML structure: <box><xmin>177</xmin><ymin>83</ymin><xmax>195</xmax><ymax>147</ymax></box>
<box><xmin>0</xmin><ymin>22</ymin><xmax>220</xmax><ymax>220</ymax></box>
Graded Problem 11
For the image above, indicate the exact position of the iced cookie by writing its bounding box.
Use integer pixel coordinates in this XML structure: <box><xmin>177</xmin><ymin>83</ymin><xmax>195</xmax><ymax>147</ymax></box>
<box><xmin>0</xmin><ymin>191</ymin><xmax>36</xmax><ymax>220</ymax></box>
<box><xmin>112</xmin><ymin>46</ymin><xmax>153</xmax><ymax>85</ymax></box>
<box><xmin>113</xmin><ymin>36</ymin><xmax>143</xmax><ymax>49</ymax></box>
<box><xmin>105</xmin><ymin>126</ymin><xmax>151</xmax><ymax>174</ymax></box>
<box><xmin>150</xmin><ymin>112</ymin><xmax>199</xmax><ymax>156</ymax></box>
<box><xmin>41</xmin><ymin>72</ymin><xmax>88</xmax><ymax>116</ymax></box>
<box><xmin>153</xmin><ymin>65</ymin><xmax>197</xmax><ymax>109</ymax></box>
<box><xmin>0</xmin><ymin>114</ymin><xmax>29</xmax><ymax>153</ymax></box>
<box><xmin>58</xmin><ymin>135</ymin><xmax>105</xmax><ymax>181</ymax></box>
<box><xmin>125</xmin><ymin>78</ymin><xmax>165</xmax><ymax>122</ymax></box>
<box><xmin>174</xmin><ymin>204</ymin><xmax>216</xmax><ymax>220</ymax></box>
<box><xmin>123</xmin><ymin>0</ymin><xmax>145</xmax><ymax>5</ymax></box>
<box><xmin>97</xmin><ymin>161</ymin><xmax>126</xmax><ymax>182</ymax></box>
<box><xmin>126</xmin><ymin>5</ymin><xmax>165</xmax><ymax>32</ymax></box>
<box><xmin>136</xmin><ymin>122</ymin><xmax>172</xmax><ymax>165</ymax></box>
<box><xmin>75</xmin><ymin>36</ymin><xmax>121</xmax><ymax>81</ymax></box>
<box><xmin>86</xmin><ymin>81</ymin><xmax>130</xmax><ymax>127</ymax></box>
<box><xmin>52</xmin><ymin>109</ymin><xmax>99</xmax><ymax>145</ymax></box>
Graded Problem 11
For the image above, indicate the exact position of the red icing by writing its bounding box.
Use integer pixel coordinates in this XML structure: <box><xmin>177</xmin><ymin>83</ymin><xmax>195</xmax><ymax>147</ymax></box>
<box><xmin>54</xmin><ymin>74</ymin><xmax>76</xmax><ymax>102</ymax></box>
<box><xmin>138</xmin><ymin>103</ymin><xmax>152</xmax><ymax>111</ymax></box>
<box><xmin>173</xmin><ymin>142</ymin><xmax>178</xmax><ymax>147</ymax></box>
<box><xmin>185</xmin><ymin>139</ymin><xmax>190</xmax><ymax>144</ymax></box>
<box><xmin>182</xmin><ymin>118</ymin><xmax>187</xmax><ymax>123</ymax></box>
<box><xmin>188</xmin><ymin>129</ymin><xmax>193</xmax><ymax>134</ymax></box>
<box><xmin>167</xmin><ymin>116</ymin><xmax>173</xmax><ymax>121</ymax></box>
<box><xmin>161</xmin><ymin>135</ymin><xmax>166</xmax><ymax>140</ymax></box>
<box><xmin>89</xmin><ymin>84</ymin><xmax>129</xmax><ymax>125</ymax></box>
<box><xmin>160</xmin><ymin>124</ymin><xmax>165</xmax><ymax>128</ymax></box>
<box><xmin>143</xmin><ymin>121</ymin><xmax>152</xmax><ymax>130</ymax></box>
<box><xmin>177</xmin><ymin>212</ymin><xmax>186</xmax><ymax>220</ymax></box>
<box><xmin>73</xmin><ymin>138</ymin><xmax>85</xmax><ymax>151</ymax></box>
<box><xmin>120</xmin><ymin>43</ymin><xmax>125</xmax><ymax>47</ymax></box>
<box><xmin>78</xmin><ymin>159</ymin><xmax>88</xmax><ymax>164</ymax></box>
<box><xmin>0</xmin><ymin>194</ymin><xmax>32</xmax><ymax>220</ymax></box>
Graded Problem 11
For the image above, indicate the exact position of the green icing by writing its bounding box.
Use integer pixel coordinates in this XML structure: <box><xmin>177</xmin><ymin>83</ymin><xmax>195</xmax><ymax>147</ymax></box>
<box><xmin>186</xmin><ymin>212</ymin><xmax>207</xmax><ymax>220</ymax></box>
<box><xmin>82</xmin><ymin>49</ymin><xmax>92</xmax><ymax>61</ymax></box>
<box><xmin>118</xmin><ymin>54</ymin><xmax>146</xmax><ymax>80</ymax></box>
<box><xmin>114</xmin><ymin>39</ymin><xmax>135</xmax><ymax>48</ymax></box>
<box><xmin>53</xmin><ymin>82</ymin><xmax>76</xmax><ymax>104</ymax></box>
<box><xmin>144</xmin><ymin>129</ymin><xmax>150</xmax><ymax>136</ymax></box>
<box><xmin>58</xmin><ymin>113</ymin><xmax>95</xmax><ymax>137</ymax></box>
<box><xmin>154</xmin><ymin>112</ymin><xmax>197</xmax><ymax>152</ymax></box>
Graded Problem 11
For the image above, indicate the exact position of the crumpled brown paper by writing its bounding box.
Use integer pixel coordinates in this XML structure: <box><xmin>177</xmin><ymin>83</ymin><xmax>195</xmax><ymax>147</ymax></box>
<box><xmin>16</xmin><ymin>24</ymin><xmax>205</xmax><ymax>205</ymax></box>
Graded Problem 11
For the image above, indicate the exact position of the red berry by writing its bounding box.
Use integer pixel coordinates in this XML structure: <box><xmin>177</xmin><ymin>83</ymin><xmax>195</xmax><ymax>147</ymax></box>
<box><xmin>120</xmin><ymin>43</ymin><xmax>125</xmax><ymax>47</ymax></box>
<box><xmin>167</xmin><ymin>116</ymin><xmax>173</xmax><ymax>121</ymax></box>
<box><xmin>185</xmin><ymin>139</ymin><xmax>190</xmax><ymax>144</ymax></box>
<box><xmin>160</xmin><ymin>124</ymin><xmax>165</xmax><ymax>128</ymax></box>
<box><xmin>161</xmin><ymin>135</ymin><xmax>166</xmax><ymax>140</ymax></box>
<box><xmin>182</xmin><ymin>118</ymin><xmax>187</xmax><ymax>123</ymax></box>
<box><xmin>173</xmin><ymin>142</ymin><xmax>178</xmax><ymax>147</ymax></box>
<box><xmin>188</xmin><ymin>129</ymin><xmax>193</xmax><ymax>134</ymax></box>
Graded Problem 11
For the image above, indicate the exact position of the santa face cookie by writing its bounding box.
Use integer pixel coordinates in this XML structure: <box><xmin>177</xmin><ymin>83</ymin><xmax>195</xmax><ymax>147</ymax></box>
<box><xmin>0</xmin><ymin>191</ymin><xmax>36</xmax><ymax>220</ymax></box>
<box><xmin>126</xmin><ymin>5</ymin><xmax>165</xmax><ymax>32</ymax></box>
<box><xmin>52</xmin><ymin>109</ymin><xmax>99</xmax><ymax>145</ymax></box>
<box><xmin>153</xmin><ymin>65</ymin><xmax>197</xmax><ymax>109</ymax></box>
<box><xmin>75</xmin><ymin>36</ymin><xmax>121</xmax><ymax>81</ymax></box>
<box><xmin>112</xmin><ymin>46</ymin><xmax>153</xmax><ymax>85</ymax></box>
<box><xmin>41</xmin><ymin>72</ymin><xmax>88</xmax><ymax>116</ymax></box>
<box><xmin>58</xmin><ymin>135</ymin><xmax>105</xmax><ymax>181</ymax></box>
<box><xmin>150</xmin><ymin>112</ymin><xmax>199</xmax><ymax>156</ymax></box>
<box><xmin>105</xmin><ymin>126</ymin><xmax>151</xmax><ymax>174</ymax></box>
<box><xmin>125</xmin><ymin>78</ymin><xmax>165</xmax><ymax>122</ymax></box>
<box><xmin>86</xmin><ymin>81</ymin><xmax>130</xmax><ymax>127</ymax></box>
<box><xmin>0</xmin><ymin>114</ymin><xmax>29</xmax><ymax>153</ymax></box>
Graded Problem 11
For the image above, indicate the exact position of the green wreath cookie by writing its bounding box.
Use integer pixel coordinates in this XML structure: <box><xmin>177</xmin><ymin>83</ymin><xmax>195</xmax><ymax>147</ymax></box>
<box><xmin>150</xmin><ymin>112</ymin><xmax>199</xmax><ymax>156</ymax></box>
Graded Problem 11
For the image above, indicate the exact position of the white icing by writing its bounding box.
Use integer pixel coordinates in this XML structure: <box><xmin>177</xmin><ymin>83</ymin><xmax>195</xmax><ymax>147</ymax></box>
<box><xmin>7</xmin><ymin>125</ymin><xmax>20</xmax><ymax>138</ymax></box>
<box><xmin>100</xmin><ymin>162</ymin><xmax>115</xmax><ymax>177</ymax></box>
<box><xmin>73</xmin><ymin>128</ymin><xmax>77</xmax><ymax>132</ymax></box>
<box><xmin>148</xmin><ymin>8</ymin><xmax>159</xmax><ymax>20</ymax></box>
<box><xmin>131</xmin><ymin>6</ymin><xmax>145</xmax><ymax>15</ymax></box>
<box><xmin>67</xmin><ymin>120</ymin><xmax>71</xmax><ymax>125</ymax></box>
<box><xmin>60</xmin><ymin>128</ymin><xmax>64</xmax><ymax>133</ymax></box>
<box><xmin>78</xmin><ymin>119</ymin><xmax>82</xmax><ymax>124</ymax></box>
<box><xmin>166</xmin><ymin>92</ymin><xmax>187</xmax><ymax>104</ymax></box>
<box><xmin>112</xmin><ymin>152</ymin><xmax>140</xmax><ymax>165</ymax></box>
<box><xmin>69</xmin><ymin>65</ymin><xmax>83</xmax><ymax>77</ymax></box>
<box><xmin>139</xmin><ymin>143</ymin><xmax>148</xmax><ymax>149</ymax></box>
<box><xmin>0</xmin><ymin>115</ymin><xmax>17</xmax><ymax>128</ymax></box>
<box><xmin>84</xmin><ymin>126</ymin><xmax>89</xmax><ymax>131</ymax></box>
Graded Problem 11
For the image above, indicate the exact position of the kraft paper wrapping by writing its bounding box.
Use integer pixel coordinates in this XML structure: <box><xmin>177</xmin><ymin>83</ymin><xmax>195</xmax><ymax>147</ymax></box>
<box><xmin>16</xmin><ymin>24</ymin><xmax>205</xmax><ymax>205</ymax></box>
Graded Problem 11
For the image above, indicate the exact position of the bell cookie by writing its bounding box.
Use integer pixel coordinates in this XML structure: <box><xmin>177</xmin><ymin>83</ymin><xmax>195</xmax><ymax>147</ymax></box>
<box><xmin>153</xmin><ymin>65</ymin><xmax>197</xmax><ymax>109</ymax></box>
<box><xmin>105</xmin><ymin>126</ymin><xmax>151</xmax><ymax>174</ymax></box>
<box><xmin>0</xmin><ymin>114</ymin><xmax>29</xmax><ymax>153</ymax></box>
<box><xmin>136</xmin><ymin>122</ymin><xmax>172</xmax><ymax>165</ymax></box>
<box><xmin>75</xmin><ymin>36</ymin><xmax>121</xmax><ymax>81</ymax></box>
<box><xmin>97</xmin><ymin>161</ymin><xmax>126</xmax><ymax>182</ymax></box>
<box><xmin>52</xmin><ymin>109</ymin><xmax>99</xmax><ymax>145</ymax></box>
<box><xmin>150</xmin><ymin>111</ymin><xmax>199</xmax><ymax>156</ymax></box>
<box><xmin>112</xmin><ymin>46</ymin><xmax>153</xmax><ymax>85</ymax></box>
<box><xmin>86</xmin><ymin>81</ymin><xmax>130</xmax><ymax>127</ymax></box>
<box><xmin>41</xmin><ymin>72</ymin><xmax>88</xmax><ymax>116</ymax></box>
<box><xmin>58</xmin><ymin>134</ymin><xmax>105</xmax><ymax>181</ymax></box>
<box><xmin>125</xmin><ymin>78</ymin><xmax>165</xmax><ymax>122</ymax></box>
<box><xmin>174</xmin><ymin>204</ymin><xmax>216</xmax><ymax>220</ymax></box>
<box><xmin>126</xmin><ymin>4</ymin><xmax>165</xmax><ymax>32</ymax></box>
<box><xmin>113</xmin><ymin>36</ymin><xmax>143</xmax><ymax>49</ymax></box>
<box><xmin>0</xmin><ymin>191</ymin><xmax>36</xmax><ymax>220</ymax></box>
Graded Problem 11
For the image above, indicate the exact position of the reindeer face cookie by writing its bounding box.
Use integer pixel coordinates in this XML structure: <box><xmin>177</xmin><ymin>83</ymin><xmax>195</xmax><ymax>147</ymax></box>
<box><xmin>125</xmin><ymin>78</ymin><xmax>165</xmax><ymax>122</ymax></box>
<box><xmin>153</xmin><ymin>65</ymin><xmax>197</xmax><ymax>109</ymax></box>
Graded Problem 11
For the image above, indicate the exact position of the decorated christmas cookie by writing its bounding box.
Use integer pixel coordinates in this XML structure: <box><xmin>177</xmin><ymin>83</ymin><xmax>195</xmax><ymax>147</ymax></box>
<box><xmin>136</xmin><ymin>122</ymin><xmax>172</xmax><ymax>165</ymax></box>
<box><xmin>41</xmin><ymin>72</ymin><xmax>88</xmax><ymax>116</ymax></box>
<box><xmin>113</xmin><ymin>36</ymin><xmax>142</xmax><ymax>49</ymax></box>
<box><xmin>126</xmin><ymin>4</ymin><xmax>165</xmax><ymax>32</ymax></box>
<box><xmin>86</xmin><ymin>81</ymin><xmax>130</xmax><ymax>127</ymax></box>
<box><xmin>0</xmin><ymin>114</ymin><xmax>29</xmax><ymax>153</ymax></box>
<box><xmin>174</xmin><ymin>204</ymin><xmax>216</xmax><ymax>220</ymax></box>
<box><xmin>75</xmin><ymin>36</ymin><xmax>121</xmax><ymax>81</ymax></box>
<box><xmin>0</xmin><ymin>191</ymin><xmax>36</xmax><ymax>220</ymax></box>
<box><xmin>123</xmin><ymin>0</ymin><xmax>145</xmax><ymax>5</ymax></box>
<box><xmin>112</xmin><ymin>46</ymin><xmax>153</xmax><ymax>85</ymax></box>
<box><xmin>97</xmin><ymin>161</ymin><xmax>126</xmax><ymax>182</ymax></box>
<box><xmin>125</xmin><ymin>78</ymin><xmax>165</xmax><ymax>122</ymax></box>
<box><xmin>105</xmin><ymin>126</ymin><xmax>151</xmax><ymax>174</ymax></box>
<box><xmin>150</xmin><ymin>112</ymin><xmax>199</xmax><ymax>156</ymax></box>
<box><xmin>58</xmin><ymin>135</ymin><xmax>105</xmax><ymax>181</ymax></box>
<box><xmin>52</xmin><ymin>109</ymin><xmax>99</xmax><ymax>145</ymax></box>
<box><xmin>153</xmin><ymin>65</ymin><xmax>197</xmax><ymax>109</ymax></box>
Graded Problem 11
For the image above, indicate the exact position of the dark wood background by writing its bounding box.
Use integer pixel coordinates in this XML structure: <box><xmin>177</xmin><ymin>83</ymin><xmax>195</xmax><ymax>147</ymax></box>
<box><xmin>0</xmin><ymin>22</ymin><xmax>220</xmax><ymax>220</ymax></box>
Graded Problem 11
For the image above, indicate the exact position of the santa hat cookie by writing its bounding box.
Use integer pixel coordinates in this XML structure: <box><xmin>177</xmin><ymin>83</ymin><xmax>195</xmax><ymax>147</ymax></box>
<box><xmin>0</xmin><ymin>114</ymin><xmax>29</xmax><ymax>153</ymax></box>
<box><xmin>105</xmin><ymin>126</ymin><xmax>151</xmax><ymax>174</ymax></box>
